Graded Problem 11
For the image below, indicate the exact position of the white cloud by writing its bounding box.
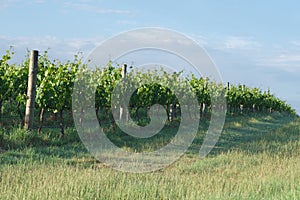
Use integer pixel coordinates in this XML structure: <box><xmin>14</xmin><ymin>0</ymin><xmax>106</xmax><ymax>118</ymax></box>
<box><xmin>1</xmin><ymin>33</ymin><xmax>299</xmax><ymax>74</ymax></box>
<box><xmin>117</xmin><ymin>20</ymin><xmax>137</xmax><ymax>26</ymax></box>
<box><xmin>192</xmin><ymin>34</ymin><xmax>262</xmax><ymax>53</ymax></box>
<box><xmin>189</xmin><ymin>34</ymin><xmax>209</xmax><ymax>46</ymax></box>
<box><xmin>257</xmin><ymin>53</ymin><xmax>300</xmax><ymax>73</ymax></box>
<box><xmin>290</xmin><ymin>41</ymin><xmax>300</xmax><ymax>47</ymax></box>
<box><xmin>192</xmin><ymin>34</ymin><xmax>300</xmax><ymax>73</ymax></box>
<box><xmin>63</xmin><ymin>2</ymin><xmax>133</xmax><ymax>15</ymax></box>
<box><xmin>273</xmin><ymin>54</ymin><xmax>300</xmax><ymax>63</ymax></box>
<box><xmin>223</xmin><ymin>36</ymin><xmax>261</xmax><ymax>50</ymax></box>
<box><xmin>34</xmin><ymin>0</ymin><xmax>46</xmax><ymax>3</ymax></box>
<box><xmin>0</xmin><ymin>0</ymin><xmax>19</xmax><ymax>9</ymax></box>
<box><xmin>0</xmin><ymin>35</ymin><xmax>103</xmax><ymax>63</ymax></box>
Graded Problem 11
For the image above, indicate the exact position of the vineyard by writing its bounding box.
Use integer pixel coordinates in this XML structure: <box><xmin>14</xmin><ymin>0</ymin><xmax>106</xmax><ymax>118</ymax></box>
<box><xmin>0</xmin><ymin>49</ymin><xmax>296</xmax><ymax>134</ymax></box>
<box><xmin>0</xmin><ymin>49</ymin><xmax>300</xmax><ymax>199</ymax></box>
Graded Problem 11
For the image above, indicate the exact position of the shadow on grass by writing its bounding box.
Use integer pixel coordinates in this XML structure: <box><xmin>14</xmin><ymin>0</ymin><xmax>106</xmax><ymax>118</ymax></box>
<box><xmin>0</xmin><ymin>112</ymin><xmax>298</xmax><ymax>167</ymax></box>
<box><xmin>190</xmin><ymin>112</ymin><xmax>299</xmax><ymax>157</ymax></box>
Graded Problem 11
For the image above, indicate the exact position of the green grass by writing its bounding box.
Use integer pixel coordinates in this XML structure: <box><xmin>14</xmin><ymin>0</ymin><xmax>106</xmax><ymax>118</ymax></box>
<box><xmin>0</xmin><ymin>112</ymin><xmax>299</xmax><ymax>199</ymax></box>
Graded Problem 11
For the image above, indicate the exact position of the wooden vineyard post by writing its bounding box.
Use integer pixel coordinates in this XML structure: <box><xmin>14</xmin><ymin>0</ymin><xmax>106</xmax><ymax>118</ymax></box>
<box><xmin>227</xmin><ymin>82</ymin><xmax>231</xmax><ymax>114</ymax></box>
<box><xmin>227</xmin><ymin>82</ymin><xmax>230</xmax><ymax>90</ymax></box>
<box><xmin>240</xmin><ymin>84</ymin><xmax>245</xmax><ymax>114</ymax></box>
<box><xmin>119</xmin><ymin>64</ymin><xmax>127</xmax><ymax>122</ymax></box>
<box><xmin>24</xmin><ymin>50</ymin><xmax>39</xmax><ymax>130</ymax></box>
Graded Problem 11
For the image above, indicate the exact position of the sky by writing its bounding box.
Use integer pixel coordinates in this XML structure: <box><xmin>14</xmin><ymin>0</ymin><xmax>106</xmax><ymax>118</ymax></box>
<box><xmin>0</xmin><ymin>0</ymin><xmax>300</xmax><ymax>113</ymax></box>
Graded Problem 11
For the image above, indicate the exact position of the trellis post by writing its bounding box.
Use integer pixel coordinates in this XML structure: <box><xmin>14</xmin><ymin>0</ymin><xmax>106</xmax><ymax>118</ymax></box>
<box><xmin>24</xmin><ymin>50</ymin><xmax>38</xmax><ymax>130</ymax></box>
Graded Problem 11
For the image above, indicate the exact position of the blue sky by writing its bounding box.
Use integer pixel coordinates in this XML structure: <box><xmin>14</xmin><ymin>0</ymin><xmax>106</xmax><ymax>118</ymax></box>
<box><xmin>1</xmin><ymin>0</ymin><xmax>300</xmax><ymax>113</ymax></box>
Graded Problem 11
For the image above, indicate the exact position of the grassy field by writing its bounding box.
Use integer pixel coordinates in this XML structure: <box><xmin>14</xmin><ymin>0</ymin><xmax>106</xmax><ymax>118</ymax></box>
<box><xmin>0</xmin><ymin>112</ymin><xmax>299</xmax><ymax>199</ymax></box>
